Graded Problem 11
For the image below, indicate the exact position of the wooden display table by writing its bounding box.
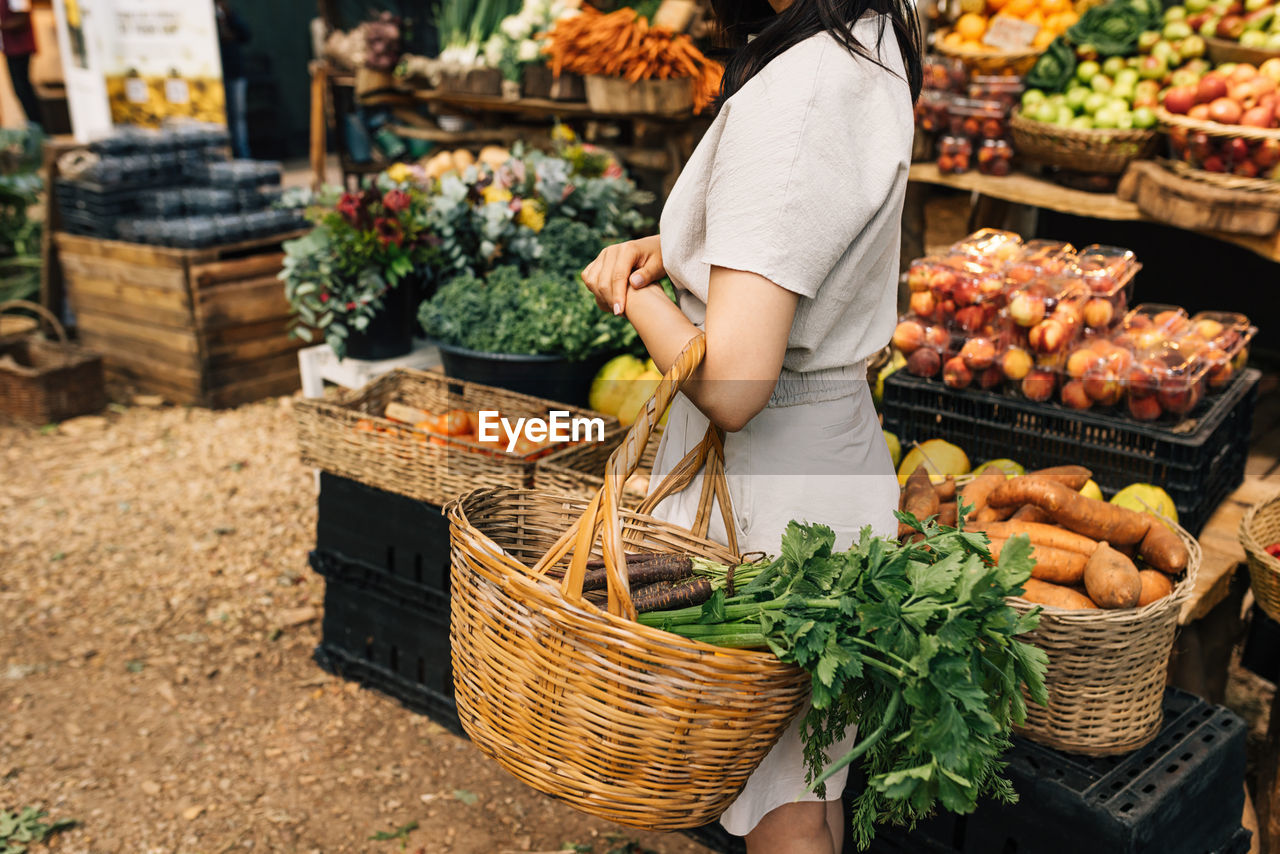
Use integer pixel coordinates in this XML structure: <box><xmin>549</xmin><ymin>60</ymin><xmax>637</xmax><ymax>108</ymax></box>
<box><xmin>56</xmin><ymin>231</ymin><xmax>308</xmax><ymax>408</ymax></box>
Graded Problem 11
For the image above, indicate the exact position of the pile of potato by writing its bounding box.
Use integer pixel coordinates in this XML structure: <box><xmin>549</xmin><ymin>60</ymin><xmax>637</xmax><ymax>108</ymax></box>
<box><xmin>900</xmin><ymin>464</ymin><xmax>1190</xmax><ymax>611</ymax></box>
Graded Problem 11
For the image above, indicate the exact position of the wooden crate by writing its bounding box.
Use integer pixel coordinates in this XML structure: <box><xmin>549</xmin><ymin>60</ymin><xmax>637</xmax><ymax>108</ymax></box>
<box><xmin>56</xmin><ymin>230</ymin><xmax>308</xmax><ymax>407</ymax></box>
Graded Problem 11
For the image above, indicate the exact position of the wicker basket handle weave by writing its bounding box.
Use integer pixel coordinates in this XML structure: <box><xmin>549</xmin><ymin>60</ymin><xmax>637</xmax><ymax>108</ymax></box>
<box><xmin>0</xmin><ymin>300</ymin><xmax>69</xmax><ymax>347</ymax></box>
<box><xmin>532</xmin><ymin>333</ymin><xmax>739</xmax><ymax>620</ymax></box>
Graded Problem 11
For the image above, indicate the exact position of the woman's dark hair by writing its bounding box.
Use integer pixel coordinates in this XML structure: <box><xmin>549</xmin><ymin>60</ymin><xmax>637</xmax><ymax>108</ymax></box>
<box><xmin>709</xmin><ymin>0</ymin><xmax>923</xmax><ymax>104</ymax></box>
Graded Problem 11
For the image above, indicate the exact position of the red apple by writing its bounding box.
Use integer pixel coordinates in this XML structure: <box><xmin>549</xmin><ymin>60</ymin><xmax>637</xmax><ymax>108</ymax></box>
<box><xmin>1230</xmin><ymin>63</ymin><xmax>1259</xmax><ymax>84</ymax></box>
<box><xmin>1253</xmin><ymin>138</ymin><xmax>1280</xmax><ymax>167</ymax></box>
<box><xmin>907</xmin><ymin>347</ymin><xmax>942</xmax><ymax>378</ymax></box>
<box><xmin>1241</xmin><ymin>106</ymin><xmax>1274</xmax><ymax>128</ymax></box>
<box><xmin>892</xmin><ymin>320</ymin><xmax>926</xmax><ymax>354</ymax></box>
<box><xmin>1197</xmin><ymin>73</ymin><xmax>1229</xmax><ymax>105</ymax></box>
<box><xmin>1165</xmin><ymin>85</ymin><xmax>1198</xmax><ymax>115</ymax></box>
<box><xmin>1202</xmin><ymin>154</ymin><xmax>1227</xmax><ymax>172</ymax></box>
<box><xmin>1061</xmin><ymin>380</ymin><xmax>1093</xmax><ymax>410</ymax></box>
<box><xmin>1127</xmin><ymin>394</ymin><xmax>1163</xmax><ymax>421</ymax></box>
<box><xmin>1021</xmin><ymin>370</ymin><xmax>1056</xmax><ymax>402</ymax></box>
<box><xmin>1189</xmin><ymin>103</ymin><xmax>1212</xmax><ymax>120</ymax></box>
<box><xmin>1209</xmin><ymin>97</ymin><xmax>1243</xmax><ymax>125</ymax></box>
<box><xmin>960</xmin><ymin>338</ymin><xmax>997</xmax><ymax>370</ymax></box>
<box><xmin>1226</xmin><ymin>136</ymin><xmax>1251</xmax><ymax>164</ymax></box>
<box><xmin>943</xmin><ymin>356</ymin><xmax>973</xmax><ymax>389</ymax></box>
<box><xmin>1235</xmin><ymin>160</ymin><xmax>1260</xmax><ymax>178</ymax></box>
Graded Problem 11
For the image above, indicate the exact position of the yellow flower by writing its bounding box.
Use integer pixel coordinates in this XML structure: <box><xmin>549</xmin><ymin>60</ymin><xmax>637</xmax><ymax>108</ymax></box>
<box><xmin>551</xmin><ymin>123</ymin><xmax>576</xmax><ymax>143</ymax></box>
<box><xmin>385</xmin><ymin>162</ymin><xmax>413</xmax><ymax>184</ymax></box>
<box><xmin>517</xmin><ymin>200</ymin><xmax>546</xmax><ymax>233</ymax></box>
<box><xmin>482</xmin><ymin>184</ymin><xmax>513</xmax><ymax>205</ymax></box>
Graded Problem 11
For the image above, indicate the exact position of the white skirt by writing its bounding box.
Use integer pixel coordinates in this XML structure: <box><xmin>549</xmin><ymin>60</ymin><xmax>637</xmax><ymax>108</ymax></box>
<box><xmin>645</xmin><ymin>376</ymin><xmax>899</xmax><ymax>837</ymax></box>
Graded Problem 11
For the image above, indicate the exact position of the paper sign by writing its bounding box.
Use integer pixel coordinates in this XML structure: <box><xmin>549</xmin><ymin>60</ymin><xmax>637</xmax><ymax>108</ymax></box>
<box><xmin>982</xmin><ymin>15</ymin><xmax>1040</xmax><ymax>50</ymax></box>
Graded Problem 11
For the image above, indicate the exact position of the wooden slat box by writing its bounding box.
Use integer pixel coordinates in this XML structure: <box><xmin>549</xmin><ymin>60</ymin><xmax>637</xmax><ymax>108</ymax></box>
<box><xmin>56</xmin><ymin>230</ymin><xmax>308</xmax><ymax>408</ymax></box>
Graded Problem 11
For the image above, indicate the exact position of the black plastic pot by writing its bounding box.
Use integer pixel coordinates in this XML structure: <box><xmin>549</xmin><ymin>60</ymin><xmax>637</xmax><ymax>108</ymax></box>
<box><xmin>433</xmin><ymin>341</ymin><xmax>613</xmax><ymax>408</ymax></box>
<box><xmin>343</xmin><ymin>279</ymin><xmax>418</xmax><ymax>361</ymax></box>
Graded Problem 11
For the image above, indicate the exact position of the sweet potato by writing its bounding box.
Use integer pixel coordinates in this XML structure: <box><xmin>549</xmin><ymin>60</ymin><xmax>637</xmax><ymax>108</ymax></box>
<box><xmin>1010</xmin><ymin>504</ymin><xmax>1051</xmax><ymax>524</ymax></box>
<box><xmin>1138</xmin><ymin>519</ymin><xmax>1189</xmax><ymax>574</ymax></box>
<box><xmin>1137</xmin><ymin>570</ymin><xmax>1175</xmax><ymax>606</ymax></box>
<box><xmin>938</xmin><ymin>501</ymin><xmax>958</xmax><ymax>527</ymax></box>
<box><xmin>1084</xmin><ymin>541</ymin><xmax>1142</xmax><ymax>609</ymax></box>
<box><xmin>987</xmin><ymin>536</ymin><xmax>1088</xmax><ymax>585</ymax></box>
<box><xmin>1027</xmin><ymin>465</ymin><xmax>1093</xmax><ymax>491</ymax></box>
<box><xmin>973</xmin><ymin>505</ymin><xmax>1015</xmax><ymax>523</ymax></box>
<box><xmin>1020</xmin><ymin>578</ymin><xmax>1098</xmax><ymax>610</ymax></box>
<box><xmin>988</xmin><ymin>477</ymin><xmax>1152</xmax><ymax>545</ymax></box>
<box><xmin>935</xmin><ymin>476</ymin><xmax>957</xmax><ymax>502</ymax></box>
<box><xmin>898</xmin><ymin>465</ymin><xmax>939</xmax><ymax>539</ymax></box>
<box><xmin>959</xmin><ymin>470</ymin><xmax>1006</xmax><ymax>519</ymax></box>
<box><xmin>972</xmin><ymin>521</ymin><xmax>1098</xmax><ymax>555</ymax></box>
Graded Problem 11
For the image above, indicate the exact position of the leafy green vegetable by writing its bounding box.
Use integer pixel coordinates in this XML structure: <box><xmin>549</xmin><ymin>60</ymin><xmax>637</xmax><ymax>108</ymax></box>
<box><xmin>419</xmin><ymin>264</ymin><xmax>643</xmax><ymax>361</ymax></box>
<box><xmin>638</xmin><ymin>510</ymin><xmax>1048</xmax><ymax>850</ymax></box>
<box><xmin>1026</xmin><ymin>37</ymin><xmax>1077</xmax><ymax>93</ymax></box>
<box><xmin>1066</xmin><ymin>0</ymin><xmax>1152</xmax><ymax>57</ymax></box>
<box><xmin>0</xmin><ymin>807</ymin><xmax>75</xmax><ymax>854</ymax></box>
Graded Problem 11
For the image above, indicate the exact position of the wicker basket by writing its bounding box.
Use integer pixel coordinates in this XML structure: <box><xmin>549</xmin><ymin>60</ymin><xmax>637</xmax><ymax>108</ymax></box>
<box><xmin>0</xmin><ymin>300</ymin><xmax>105</xmax><ymax>424</ymax></box>
<box><xmin>1204</xmin><ymin>36</ymin><xmax>1280</xmax><ymax>67</ymax></box>
<box><xmin>1010</xmin><ymin>107</ymin><xmax>1162</xmax><ymax>175</ymax></box>
<box><xmin>294</xmin><ymin>368</ymin><xmax>617</xmax><ymax>507</ymax></box>
<box><xmin>1240</xmin><ymin>492</ymin><xmax>1280</xmax><ymax>624</ymax></box>
<box><xmin>935</xmin><ymin>37</ymin><xmax>1043</xmax><ymax>76</ymax></box>
<box><xmin>447</xmin><ymin>335</ymin><xmax>808</xmax><ymax>828</ymax></box>
<box><xmin>1008</xmin><ymin>522</ymin><xmax>1201</xmax><ymax>755</ymax></box>
<box><xmin>535</xmin><ymin>422</ymin><xmax>663</xmax><ymax>509</ymax></box>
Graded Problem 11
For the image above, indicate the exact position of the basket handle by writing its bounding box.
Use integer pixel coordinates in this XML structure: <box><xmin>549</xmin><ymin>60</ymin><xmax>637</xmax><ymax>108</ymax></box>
<box><xmin>532</xmin><ymin>333</ymin><xmax>739</xmax><ymax>620</ymax></box>
<box><xmin>0</xmin><ymin>300</ymin><xmax>69</xmax><ymax>347</ymax></box>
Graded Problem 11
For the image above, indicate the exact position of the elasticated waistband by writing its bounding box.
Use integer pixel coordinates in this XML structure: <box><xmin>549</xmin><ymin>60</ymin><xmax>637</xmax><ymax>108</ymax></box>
<box><xmin>767</xmin><ymin>361</ymin><xmax>869</xmax><ymax>408</ymax></box>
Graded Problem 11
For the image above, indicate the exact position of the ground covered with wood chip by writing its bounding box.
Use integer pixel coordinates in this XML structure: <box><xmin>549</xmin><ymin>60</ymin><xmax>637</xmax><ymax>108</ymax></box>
<box><xmin>0</xmin><ymin>398</ymin><xmax>711</xmax><ymax>854</ymax></box>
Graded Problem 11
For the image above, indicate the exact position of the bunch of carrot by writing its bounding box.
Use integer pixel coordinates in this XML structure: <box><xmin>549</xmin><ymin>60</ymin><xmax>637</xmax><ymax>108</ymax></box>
<box><xmin>543</xmin><ymin>6</ymin><xmax>723</xmax><ymax>113</ymax></box>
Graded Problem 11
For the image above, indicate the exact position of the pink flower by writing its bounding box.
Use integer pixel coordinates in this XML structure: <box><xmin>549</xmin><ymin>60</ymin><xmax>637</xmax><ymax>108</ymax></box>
<box><xmin>508</xmin><ymin>198</ymin><xmax>523</xmax><ymax>213</ymax></box>
<box><xmin>346</xmin><ymin>301</ymin><xmax>356</xmax><ymax>310</ymax></box>
<box><xmin>382</xmin><ymin>188</ymin><xmax>411</xmax><ymax>213</ymax></box>
<box><xmin>603</xmin><ymin>162</ymin><xmax>624</xmax><ymax>179</ymax></box>
<box><xmin>374</xmin><ymin>217</ymin><xmax>404</xmax><ymax>248</ymax></box>
<box><xmin>319</xmin><ymin>292</ymin><xmax>329</xmax><ymax>303</ymax></box>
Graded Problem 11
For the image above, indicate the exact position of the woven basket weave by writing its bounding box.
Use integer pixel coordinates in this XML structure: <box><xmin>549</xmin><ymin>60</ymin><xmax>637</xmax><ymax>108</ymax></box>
<box><xmin>0</xmin><ymin>300</ymin><xmax>105</xmax><ymax>425</ymax></box>
<box><xmin>1158</xmin><ymin>107</ymin><xmax>1280</xmax><ymax>146</ymax></box>
<box><xmin>1011</xmin><ymin>108</ymin><xmax>1162</xmax><ymax>175</ymax></box>
<box><xmin>1008</xmin><ymin>522</ymin><xmax>1200</xmax><ymax>756</ymax></box>
<box><xmin>447</xmin><ymin>335</ymin><xmax>809</xmax><ymax>828</ymax></box>
<box><xmin>535</xmin><ymin>422</ymin><xmax>662</xmax><ymax>509</ymax></box>
<box><xmin>1240</xmin><ymin>492</ymin><xmax>1280</xmax><ymax>624</ymax></box>
<box><xmin>294</xmin><ymin>368</ymin><xmax>617</xmax><ymax>506</ymax></box>
<box><xmin>935</xmin><ymin>37</ymin><xmax>1043</xmax><ymax>76</ymax></box>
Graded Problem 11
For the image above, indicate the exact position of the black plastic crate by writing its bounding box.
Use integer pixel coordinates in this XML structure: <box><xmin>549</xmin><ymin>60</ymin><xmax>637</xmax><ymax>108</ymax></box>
<box><xmin>881</xmin><ymin>368</ymin><xmax>1260</xmax><ymax>535</ymax></box>
<box><xmin>312</xmin><ymin>568</ymin><xmax>460</xmax><ymax>735</ymax></box>
<box><xmin>315</xmin><ymin>472</ymin><xmax>451</xmax><ymax>605</ymax></box>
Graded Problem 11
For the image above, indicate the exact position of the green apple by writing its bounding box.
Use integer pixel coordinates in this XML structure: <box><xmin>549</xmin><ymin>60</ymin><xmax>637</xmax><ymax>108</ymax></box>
<box><xmin>1065</xmin><ymin>86</ymin><xmax>1091</xmax><ymax>111</ymax></box>
<box><xmin>1057</xmin><ymin>105</ymin><xmax>1075</xmax><ymax>124</ymax></box>
<box><xmin>1092</xmin><ymin>107</ymin><xmax>1121</xmax><ymax>128</ymax></box>
<box><xmin>1031</xmin><ymin>101</ymin><xmax>1056</xmax><ymax>123</ymax></box>
<box><xmin>1076</xmin><ymin>60</ymin><xmax>1102</xmax><ymax>83</ymax></box>
<box><xmin>1267</xmin><ymin>31</ymin><xmax>1280</xmax><ymax>48</ymax></box>
<box><xmin>1111</xmin><ymin>82</ymin><xmax>1136</xmax><ymax>101</ymax></box>
<box><xmin>1179</xmin><ymin>34</ymin><xmax>1207</xmax><ymax>58</ymax></box>
<box><xmin>1134</xmin><ymin>78</ymin><xmax>1163</xmax><ymax>106</ymax></box>
<box><xmin>1070</xmin><ymin>115</ymin><xmax>1096</xmax><ymax>130</ymax></box>
<box><xmin>1132</xmin><ymin>106</ymin><xmax>1158</xmax><ymax>128</ymax></box>
<box><xmin>1138</xmin><ymin>30</ymin><xmax>1162</xmax><ymax>52</ymax></box>
<box><xmin>1198</xmin><ymin>16</ymin><xmax>1220</xmax><ymax>37</ymax></box>
<box><xmin>1139</xmin><ymin>53</ymin><xmax>1169</xmax><ymax>80</ymax></box>
<box><xmin>1115</xmin><ymin>68</ymin><xmax>1141</xmax><ymax>88</ymax></box>
<box><xmin>1245</xmin><ymin>0</ymin><xmax>1270</xmax><ymax>11</ymax></box>
<box><xmin>1021</xmin><ymin>88</ymin><xmax>1047</xmax><ymax>109</ymax></box>
<box><xmin>1103</xmin><ymin>56</ymin><xmax>1128</xmax><ymax>76</ymax></box>
<box><xmin>1185</xmin><ymin>0</ymin><xmax>1209</xmax><ymax>11</ymax></box>
<box><xmin>1164</xmin><ymin>5</ymin><xmax>1188</xmax><ymax>21</ymax></box>
<box><xmin>1153</xmin><ymin>40</ymin><xmax>1181</xmax><ymax>65</ymax></box>
<box><xmin>1241</xmin><ymin>29</ymin><xmax>1270</xmax><ymax>46</ymax></box>
<box><xmin>1048</xmin><ymin>93</ymin><xmax>1067</xmax><ymax>107</ymax></box>
<box><xmin>1083</xmin><ymin>91</ymin><xmax>1110</xmax><ymax>114</ymax></box>
<box><xmin>1164</xmin><ymin>20</ymin><xmax>1194</xmax><ymax>39</ymax></box>
<box><xmin>1116</xmin><ymin>111</ymin><xmax>1135</xmax><ymax>129</ymax></box>
<box><xmin>1091</xmin><ymin>73</ymin><xmax>1114</xmax><ymax>93</ymax></box>
<box><xmin>1110</xmin><ymin>96</ymin><xmax>1132</xmax><ymax>112</ymax></box>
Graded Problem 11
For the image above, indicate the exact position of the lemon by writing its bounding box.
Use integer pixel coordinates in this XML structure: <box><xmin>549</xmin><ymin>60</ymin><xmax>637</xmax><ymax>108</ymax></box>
<box><xmin>1111</xmin><ymin>484</ymin><xmax>1178</xmax><ymax>523</ymax></box>
<box><xmin>898</xmin><ymin>439</ymin><xmax>970</xmax><ymax>486</ymax></box>
<box><xmin>589</xmin><ymin>354</ymin><xmax>645</xmax><ymax>416</ymax></box>
<box><xmin>973</xmin><ymin>458</ymin><xmax>1024</xmax><ymax>479</ymax></box>
<box><xmin>1079</xmin><ymin>480</ymin><xmax>1103</xmax><ymax>501</ymax></box>
<box><xmin>615</xmin><ymin>369</ymin><xmax>663</xmax><ymax>427</ymax></box>
<box><xmin>884</xmin><ymin>430</ymin><xmax>902</xmax><ymax>469</ymax></box>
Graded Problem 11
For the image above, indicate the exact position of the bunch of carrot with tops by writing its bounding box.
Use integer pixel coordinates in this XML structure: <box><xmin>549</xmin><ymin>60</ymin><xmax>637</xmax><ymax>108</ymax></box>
<box><xmin>543</xmin><ymin>6</ymin><xmax>724</xmax><ymax>113</ymax></box>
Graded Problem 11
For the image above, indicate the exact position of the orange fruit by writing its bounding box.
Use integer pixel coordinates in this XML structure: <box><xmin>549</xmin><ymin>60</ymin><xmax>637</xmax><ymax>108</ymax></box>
<box><xmin>1024</xmin><ymin>9</ymin><xmax>1045</xmax><ymax>26</ymax></box>
<box><xmin>987</xmin><ymin>0</ymin><xmax>1011</xmax><ymax>10</ymax></box>
<box><xmin>1033</xmin><ymin>28</ymin><xmax>1056</xmax><ymax>48</ymax></box>
<box><xmin>943</xmin><ymin>30</ymin><xmax>966</xmax><ymax>48</ymax></box>
<box><xmin>1060</xmin><ymin>9</ymin><xmax>1079</xmax><ymax>26</ymax></box>
<box><xmin>956</xmin><ymin>12</ymin><xmax>988</xmax><ymax>40</ymax></box>
<box><xmin>1003</xmin><ymin>0</ymin><xmax>1035</xmax><ymax>17</ymax></box>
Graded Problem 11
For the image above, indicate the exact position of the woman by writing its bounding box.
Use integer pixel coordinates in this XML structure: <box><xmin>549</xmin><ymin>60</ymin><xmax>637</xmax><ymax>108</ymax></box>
<box><xmin>581</xmin><ymin>0</ymin><xmax>921</xmax><ymax>851</ymax></box>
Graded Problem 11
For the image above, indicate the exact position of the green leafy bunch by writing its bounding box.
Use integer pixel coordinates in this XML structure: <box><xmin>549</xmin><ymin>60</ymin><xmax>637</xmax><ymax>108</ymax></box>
<box><xmin>1065</xmin><ymin>0</ymin><xmax>1161</xmax><ymax>57</ymax></box>
<box><xmin>419</xmin><ymin>261</ymin><xmax>639</xmax><ymax>360</ymax></box>
<box><xmin>280</xmin><ymin>183</ymin><xmax>442</xmax><ymax>358</ymax></box>
<box><xmin>0</xmin><ymin>807</ymin><xmax>75</xmax><ymax>854</ymax></box>
<box><xmin>640</xmin><ymin>510</ymin><xmax>1049</xmax><ymax>850</ymax></box>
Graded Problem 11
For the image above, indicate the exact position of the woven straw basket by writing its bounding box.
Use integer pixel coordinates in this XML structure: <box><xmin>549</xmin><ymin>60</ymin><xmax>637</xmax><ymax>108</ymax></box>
<box><xmin>447</xmin><ymin>335</ymin><xmax>809</xmax><ymax>829</ymax></box>
<box><xmin>535</xmin><ymin>422</ymin><xmax>662</xmax><ymax>509</ymax></box>
<box><xmin>0</xmin><ymin>300</ymin><xmax>105</xmax><ymax>425</ymax></box>
<box><xmin>1010</xmin><ymin>108</ymin><xmax>1161</xmax><ymax>175</ymax></box>
<box><xmin>935</xmin><ymin>37</ymin><xmax>1043</xmax><ymax>76</ymax></box>
<box><xmin>1008</xmin><ymin>523</ymin><xmax>1200</xmax><ymax>756</ymax></box>
<box><xmin>1240</xmin><ymin>492</ymin><xmax>1280</xmax><ymax>624</ymax></box>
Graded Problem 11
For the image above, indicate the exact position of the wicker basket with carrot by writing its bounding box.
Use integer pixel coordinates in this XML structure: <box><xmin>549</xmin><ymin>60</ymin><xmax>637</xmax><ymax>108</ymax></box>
<box><xmin>543</xmin><ymin>6</ymin><xmax>723</xmax><ymax>115</ymax></box>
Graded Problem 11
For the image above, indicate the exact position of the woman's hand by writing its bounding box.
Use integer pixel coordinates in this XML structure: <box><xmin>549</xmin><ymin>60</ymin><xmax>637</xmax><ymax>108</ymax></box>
<box><xmin>581</xmin><ymin>234</ymin><xmax>664</xmax><ymax>315</ymax></box>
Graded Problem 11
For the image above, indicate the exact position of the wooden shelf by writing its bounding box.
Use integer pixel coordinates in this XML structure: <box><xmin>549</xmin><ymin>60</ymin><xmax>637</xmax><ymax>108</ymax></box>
<box><xmin>909</xmin><ymin>162</ymin><xmax>1280</xmax><ymax>264</ymax></box>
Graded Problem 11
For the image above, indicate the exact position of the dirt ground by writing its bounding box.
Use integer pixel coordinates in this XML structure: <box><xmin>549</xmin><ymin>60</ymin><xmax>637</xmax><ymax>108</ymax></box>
<box><xmin>0</xmin><ymin>399</ymin><xmax>712</xmax><ymax>854</ymax></box>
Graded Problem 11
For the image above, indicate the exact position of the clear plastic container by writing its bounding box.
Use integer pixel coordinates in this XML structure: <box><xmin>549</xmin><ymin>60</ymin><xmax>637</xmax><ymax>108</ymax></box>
<box><xmin>1179</xmin><ymin>311</ymin><xmax>1256</xmax><ymax>390</ymax></box>
<box><xmin>182</xmin><ymin>187</ymin><xmax>238</xmax><ymax>214</ymax></box>
<box><xmin>1113</xmin><ymin>304</ymin><xmax>1191</xmax><ymax>354</ymax></box>
<box><xmin>968</xmin><ymin>75</ymin><xmax>1024</xmax><ymax>107</ymax></box>
<box><xmin>893</xmin><ymin>314</ymin><xmax>952</xmax><ymax>379</ymax></box>
<box><xmin>213</xmin><ymin>213</ymin><xmax>248</xmax><ymax>243</ymax></box>
<box><xmin>936</xmin><ymin>135</ymin><xmax>972</xmax><ymax>174</ymax></box>
<box><xmin>1140</xmin><ymin>341</ymin><xmax>1209</xmax><ymax>418</ymax></box>
<box><xmin>916</xmin><ymin>89</ymin><xmax>955</xmax><ymax>135</ymax></box>
<box><xmin>923</xmin><ymin>54</ymin><xmax>968</xmax><ymax>94</ymax></box>
<box><xmin>1066</xmin><ymin>336</ymin><xmax>1134</xmax><ymax>410</ymax></box>
<box><xmin>905</xmin><ymin>254</ymin><xmax>1006</xmax><ymax>326</ymax></box>
<box><xmin>976</xmin><ymin>138</ymin><xmax>1014</xmax><ymax>176</ymax></box>
<box><xmin>139</xmin><ymin>189</ymin><xmax>186</xmax><ymax>217</ymax></box>
<box><xmin>1005</xmin><ymin>240</ymin><xmax>1077</xmax><ymax>289</ymax></box>
<box><xmin>947</xmin><ymin>97</ymin><xmax>1011</xmax><ymax>142</ymax></box>
<box><xmin>949</xmin><ymin>228</ymin><xmax>1024</xmax><ymax>265</ymax></box>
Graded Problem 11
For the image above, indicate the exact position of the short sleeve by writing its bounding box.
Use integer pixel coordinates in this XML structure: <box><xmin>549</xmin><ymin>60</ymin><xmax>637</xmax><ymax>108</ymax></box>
<box><xmin>701</xmin><ymin>36</ymin><xmax>907</xmax><ymax>298</ymax></box>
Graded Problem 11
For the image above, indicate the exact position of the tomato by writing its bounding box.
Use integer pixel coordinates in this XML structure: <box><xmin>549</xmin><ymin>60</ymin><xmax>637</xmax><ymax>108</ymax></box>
<box><xmin>511</xmin><ymin>436</ymin><xmax>549</xmax><ymax>458</ymax></box>
<box><xmin>442</xmin><ymin>409</ymin><xmax>472</xmax><ymax>436</ymax></box>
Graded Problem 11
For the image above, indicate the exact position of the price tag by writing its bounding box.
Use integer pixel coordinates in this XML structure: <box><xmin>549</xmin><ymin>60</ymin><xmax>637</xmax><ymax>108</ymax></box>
<box><xmin>124</xmin><ymin>77</ymin><xmax>149</xmax><ymax>103</ymax></box>
<box><xmin>164</xmin><ymin>77</ymin><xmax>190</xmax><ymax>105</ymax></box>
<box><xmin>982</xmin><ymin>15</ymin><xmax>1039</xmax><ymax>50</ymax></box>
